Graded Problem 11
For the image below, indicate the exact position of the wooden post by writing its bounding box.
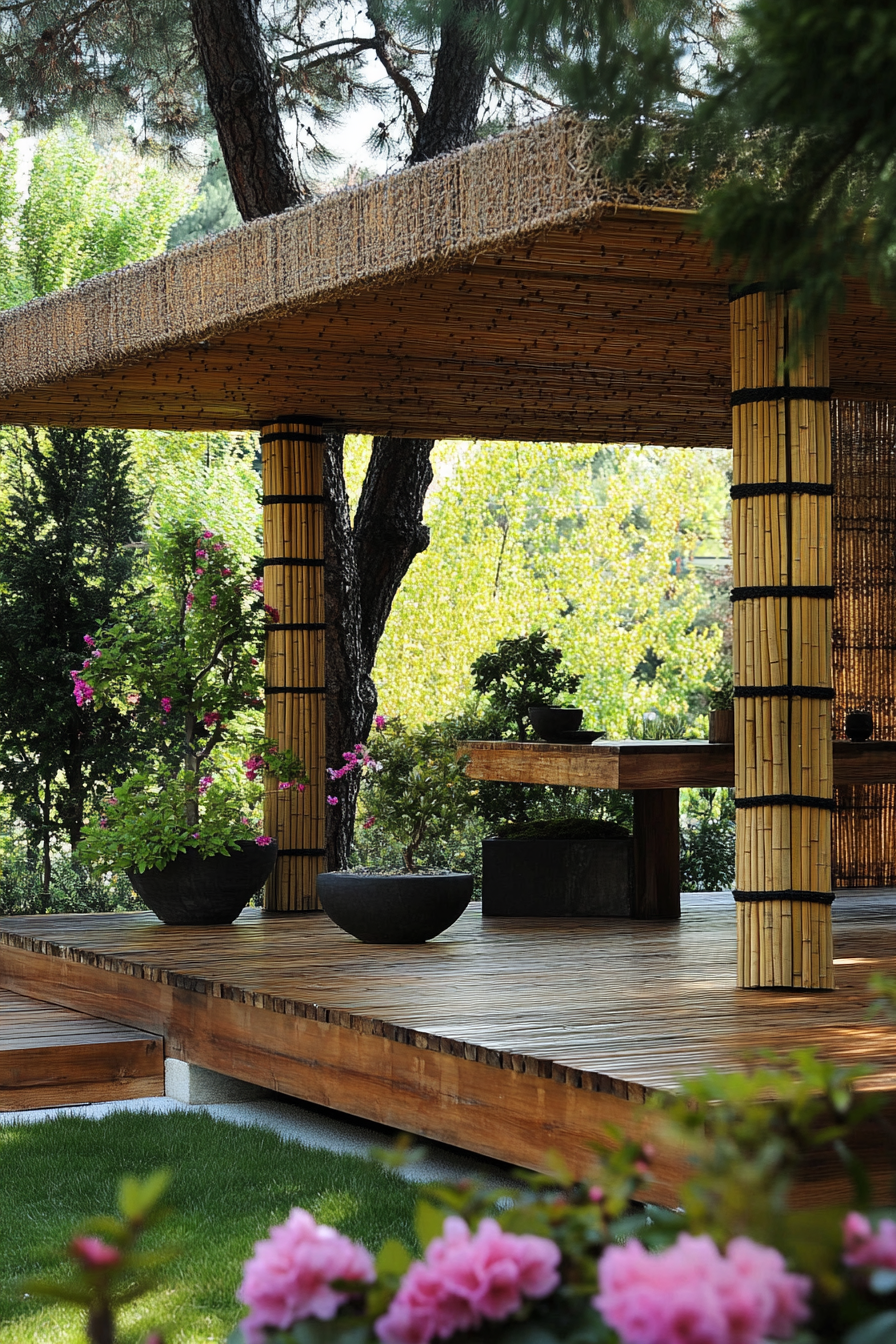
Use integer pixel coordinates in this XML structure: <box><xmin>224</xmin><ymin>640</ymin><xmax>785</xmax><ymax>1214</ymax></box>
<box><xmin>632</xmin><ymin>790</ymin><xmax>681</xmax><ymax>918</ymax></box>
<box><xmin>261</xmin><ymin>418</ymin><xmax>326</xmax><ymax>911</ymax></box>
<box><xmin>730</xmin><ymin>288</ymin><xmax>834</xmax><ymax>988</ymax></box>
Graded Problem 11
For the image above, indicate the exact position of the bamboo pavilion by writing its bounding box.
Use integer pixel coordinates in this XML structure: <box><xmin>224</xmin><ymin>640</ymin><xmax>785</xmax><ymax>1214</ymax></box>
<box><xmin>1</xmin><ymin>115</ymin><xmax>895</xmax><ymax>992</ymax></box>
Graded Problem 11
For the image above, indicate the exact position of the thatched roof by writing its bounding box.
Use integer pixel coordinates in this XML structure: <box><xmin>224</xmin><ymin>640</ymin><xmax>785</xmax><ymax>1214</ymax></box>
<box><xmin>0</xmin><ymin>115</ymin><xmax>892</xmax><ymax>444</ymax></box>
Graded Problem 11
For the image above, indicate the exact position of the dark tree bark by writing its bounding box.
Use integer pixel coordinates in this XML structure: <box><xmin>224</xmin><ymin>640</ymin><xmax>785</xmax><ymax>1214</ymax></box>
<box><xmin>190</xmin><ymin>0</ymin><xmax>307</xmax><ymax>219</ymax></box>
<box><xmin>323</xmin><ymin>5</ymin><xmax>494</xmax><ymax>867</ymax></box>
<box><xmin>185</xmin><ymin>0</ymin><xmax>492</xmax><ymax>868</ymax></box>
<box><xmin>408</xmin><ymin>0</ymin><xmax>495</xmax><ymax>164</ymax></box>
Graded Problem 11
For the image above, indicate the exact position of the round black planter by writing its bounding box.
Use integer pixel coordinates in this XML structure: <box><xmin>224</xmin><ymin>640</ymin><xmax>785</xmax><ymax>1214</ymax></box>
<box><xmin>845</xmin><ymin>711</ymin><xmax>874</xmax><ymax>742</ymax></box>
<box><xmin>315</xmin><ymin>871</ymin><xmax>473</xmax><ymax>943</ymax></box>
<box><xmin>128</xmin><ymin>841</ymin><xmax>278</xmax><ymax>925</ymax></box>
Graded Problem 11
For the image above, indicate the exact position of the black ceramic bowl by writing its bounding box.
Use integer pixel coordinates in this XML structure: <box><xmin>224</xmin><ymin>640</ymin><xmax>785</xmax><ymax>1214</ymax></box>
<box><xmin>528</xmin><ymin>704</ymin><xmax>584</xmax><ymax>738</ymax></box>
<box><xmin>845</xmin><ymin>711</ymin><xmax>874</xmax><ymax>742</ymax></box>
<box><xmin>316</xmin><ymin>871</ymin><xmax>473</xmax><ymax>943</ymax></box>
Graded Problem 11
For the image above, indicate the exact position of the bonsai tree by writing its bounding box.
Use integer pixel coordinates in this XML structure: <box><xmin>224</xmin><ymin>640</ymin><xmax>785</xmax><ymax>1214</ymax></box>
<box><xmin>75</xmin><ymin>521</ymin><xmax>306</xmax><ymax>873</ymax></box>
<box><xmin>471</xmin><ymin>631</ymin><xmax>582</xmax><ymax>742</ymax></box>
<box><xmin>327</xmin><ymin>718</ymin><xmax>474</xmax><ymax>874</ymax></box>
<box><xmin>707</xmin><ymin>665</ymin><xmax>735</xmax><ymax>712</ymax></box>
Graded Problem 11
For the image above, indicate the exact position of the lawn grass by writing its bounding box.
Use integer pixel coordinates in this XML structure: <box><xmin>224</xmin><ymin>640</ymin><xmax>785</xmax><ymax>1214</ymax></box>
<box><xmin>0</xmin><ymin>1109</ymin><xmax>419</xmax><ymax>1344</ymax></box>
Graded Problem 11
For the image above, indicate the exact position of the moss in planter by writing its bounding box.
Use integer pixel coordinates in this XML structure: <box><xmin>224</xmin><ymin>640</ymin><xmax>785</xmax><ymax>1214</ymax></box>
<box><xmin>492</xmin><ymin>817</ymin><xmax>631</xmax><ymax>841</ymax></box>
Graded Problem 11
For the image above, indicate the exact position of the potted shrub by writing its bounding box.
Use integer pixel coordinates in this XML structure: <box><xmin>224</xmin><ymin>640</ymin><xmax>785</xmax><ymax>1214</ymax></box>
<box><xmin>315</xmin><ymin>718</ymin><xmax>475</xmax><ymax>943</ymax></box>
<box><xmin>707</xmin><ymin>667</ymin><xmax>735</xmax><ymax>743</ymax></box>
<box><xmin>75</xmin><ymin>522</ymin><xmax>307</xmax><ymax>924</ymax></box>
<box><xmin>467</xmin><ymin>632</ymin><xmax>632</xmax><ymax>915</ymax></box>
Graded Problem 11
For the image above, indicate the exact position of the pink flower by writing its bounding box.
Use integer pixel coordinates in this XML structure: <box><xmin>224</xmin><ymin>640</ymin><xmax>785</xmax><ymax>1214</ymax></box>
<box><xmin>362</xmin><ymin>815</ymin><xmax>377</xmax><ymax>829</ymax></box>
<box><xmin>160</xmin><ymin>697</ymin><xmax>172</xmax><ymax>714</ymax></box>
<box><xmin>326</xmin><ymin>796</ymin><xmax>339</xmax><ymax>806</ymax></box>
<box><xmin>264</xmin><ymin>603</ymin><xmax>280</xmax><ymax>623</ymax></box>
<box><xmin>195</xmin><ymin>547</ymin><xmax>207</xmax><ymax>558</ymax></box>
<box><xmin>241</xmin><ymin>816</ymin><xmax>252</xmax><ymax>825</ymax></box>
<box><xmin>588</xmin><ymin>1186</ymin><xmax>604</xmax><ymax>1203</ymax></box>
<box><xmin>202</xmin><ymin>530</ymin><xmax>214</xmax><ymax>539</ymax></box>
<box><xmin>375</xmin><ymin>714</ymin><xmax>387</xmax><ymax>730</ymax></box>
<box><xmin>297</xmin><ymin>783</ymin><xmax>306</xmax><ymax>792</ymax></box>
<box><xmin>213</xmin><ymin>542</ymin><xmax>224</xmax><ymax>551</ymax></box>
<box><xmin>244</xmin><ymin>754</ymin><xmax>266</xmax><ymax>782</ymax></box>
<box><xmin>255</xmin><ymin>835</ymin><xmax>274</xmax><ymax>847</ymax></box>
<box><xmin>99</xmin><ymin>816</ymin><xmax>108</xmax><ymax>828</ymax></box>
<box><xmin>204</xmin><ymin>711</ymin><xmax>221</xmax><ymax>727</ymax></box>
<box><xmin>70</xmin><ymin>1236</ymin><xmax>121</xmax><ymax>1269</ymax></box>
<box><xmin>251</xmin><ymin>578</ymin><xmax>265</xmax><ymax>593</ymax></box>
<box><xmin>210</xmin><ymin>594</ymin><xmax>218</xmax><ymax>609</ymax></box>
<box><xmin>376</xmin><ymin>1217</ymin><xmax>559</xmax><ymax>1344</ymax></box>
<box><xmin>195</xmin><ymin>567</ymin><xmax>205</xmax><ymax>577</ymax></box>
<box><xmin>83</xmin><ymin>634</ymin><xmax>96</xmax><ymax>648</ymax></box>
<box><xmin>186</xmin><ymin>591</ymin><xmax>194</xmax><ymax>609</ymax></box>
<box><xmin>126</xmin><ymin>692</ymin><xmax>141</xmax><ymax>706</ymax></box>
<box><xmin>238</xmin><ymin>1208</ymin><xmax>375</xmax><ymax>1344</ymax></box>
<box><xmin>198</xmin><ymin>775</ymin><xmax>214</xmax><ymax>795</ymax></box>
<box><xmin>222</xmin><ymin>566</ymin><xmax>232</xmax><ymax>576</ymax></box>
<box><xmin>593</xmin><ymin>1233</ymin><xmax>811</xmax><ymax>1344</ymax></box>
<box><xmin>70</xmin><ymin>671</ymin><xmax>95</xmax><ymax>707</ymax></box>
<box><xmin>843</xmin><ymin>1212</ymin><xmax>896</xmax><ymax>1271</ymax></box>
<box><xmin>278</xmin><ymin>781</ymin><xmax>292</xmax><ymax>790</ymax></box>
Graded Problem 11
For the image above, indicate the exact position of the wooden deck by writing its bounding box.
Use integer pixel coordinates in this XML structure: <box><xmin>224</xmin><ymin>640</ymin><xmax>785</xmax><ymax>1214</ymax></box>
<box><xmin>1</xmin><ymin>893</ymin><xmax>895</xmax><ymax>1202</ymax></box>
<box><xmin>0</xmin><ymin>988</ymin><xmax>163</xmax><ymax>1111</ymax></box>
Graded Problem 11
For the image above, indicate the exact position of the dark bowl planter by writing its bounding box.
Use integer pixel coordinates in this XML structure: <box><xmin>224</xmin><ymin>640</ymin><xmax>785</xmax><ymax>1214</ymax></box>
<box><xmin>127</xmin><ymin>841</ymin><xmax>278</xmax><ymax>925</ymax></box>
<box><xmin>845</xmin><ymin>711</ymin><xmax>874</xmax><ymax>742</ymax></box>
<box><xmin>527</xmin><ymin>704</ymin><xmax>583</xmax><ymax>737</ymax></box>
<box><xmin>315</xmin><ymin>871</ymin><xmax>473</xmax><ymax>943</ymax></box>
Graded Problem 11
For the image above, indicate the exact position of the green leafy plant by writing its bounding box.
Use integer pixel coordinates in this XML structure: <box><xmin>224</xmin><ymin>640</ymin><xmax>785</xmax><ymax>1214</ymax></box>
<box><xmin>353</xmin><ymin>718</ymin><xmax>476</xmax><ymax>873</ymax></box>
<box><xmin>471</xmin><ymin>631</ymin><xmax>582</xmax><ymax>742</ymax></box>
<box><xmin>74</xmin><ymin>521</ymin><xmax>307</xmax><ymax>870</ymax></box>
<box><xmin>707</xmin><ymin>666</ymin><xmax>735</xmax><ymax>712</ymax></box>
<box><xmin>24</xmin><ymin>1169</ymin><xmax>174</xmax><ymax>1344</ymax></box>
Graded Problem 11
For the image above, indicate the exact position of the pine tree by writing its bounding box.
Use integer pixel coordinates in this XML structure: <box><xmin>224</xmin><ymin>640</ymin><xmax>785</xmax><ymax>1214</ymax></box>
<box><xmin>0</xmin><ymin>426</ymin><xmax>148</xmax><ymax>894</ymax></box>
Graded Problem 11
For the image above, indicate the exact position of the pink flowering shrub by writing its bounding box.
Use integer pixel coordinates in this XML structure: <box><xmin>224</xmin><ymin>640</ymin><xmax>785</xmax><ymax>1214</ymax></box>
<box><xmin>843</xmin><ymin>1212</ymin><xmax>896</xmax><ymax>1272</ymax></box>
<box><xmin>238</xmin><ymin>1209</ymin><xmax>376</xmax><ymax>1344</ymax></box>
<box><xmin>594</xmin><ymin>1233</ymin><xmax>811</xmax><ymax>1344</ymax></box>
<box><xmin>375</xmin><ymin>1216</ymin><xmax>560</xmax><ymax>1344</ymax></box>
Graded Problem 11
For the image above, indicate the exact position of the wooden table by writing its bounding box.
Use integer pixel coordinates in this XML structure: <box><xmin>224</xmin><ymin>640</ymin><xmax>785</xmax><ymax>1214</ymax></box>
<box><xmin>461</xmin><ymin>739</ymin><xmax>896</xmax><ymax>920</ymax></box>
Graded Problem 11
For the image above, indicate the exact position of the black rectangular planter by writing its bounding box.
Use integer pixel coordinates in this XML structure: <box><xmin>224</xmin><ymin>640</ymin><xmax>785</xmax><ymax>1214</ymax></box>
<box><xmin>481</xmin><ymin>836</ymin><xmax>634</xmax><ymax>917</ymax></box>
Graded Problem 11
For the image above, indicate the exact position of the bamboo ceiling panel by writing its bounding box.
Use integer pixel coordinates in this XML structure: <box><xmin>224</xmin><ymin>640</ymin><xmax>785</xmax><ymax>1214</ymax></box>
<box><xmin>0</xmin><ymin>114</ymin><xmax>892</xmax><ymax>439</ymax></box>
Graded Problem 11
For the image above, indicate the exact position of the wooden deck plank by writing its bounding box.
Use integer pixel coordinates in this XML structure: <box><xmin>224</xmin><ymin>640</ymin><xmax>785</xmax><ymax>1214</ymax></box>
<box><xmin>1</xmin><ymin>895</ymin><xmax>894</xmax><ymax>1201</ymax></box>
<box><xmin>0</xmin><ymin>989</ymin><xmax>164</xmax><ymax>1111</ymax></box>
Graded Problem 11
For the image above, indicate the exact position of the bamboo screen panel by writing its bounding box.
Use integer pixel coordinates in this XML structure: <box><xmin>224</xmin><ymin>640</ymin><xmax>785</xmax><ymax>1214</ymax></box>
<box><xmin>832</xmin><ymin>400</ymin><xmax>896</xmax><ymax>888</ymax></box>
<box><xmin>261</xmin><ymin>419</ymin><xmax>326</xmax><ymax>912</ymax></box>
<box><xmin>730</xmin><ymin>288</ymin><xmax>834</xmax><ymax>990</ymax></box>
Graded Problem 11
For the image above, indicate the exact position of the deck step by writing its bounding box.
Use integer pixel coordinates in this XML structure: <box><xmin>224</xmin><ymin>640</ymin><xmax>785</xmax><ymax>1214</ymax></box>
<box><xmin>0</xmin><ymin>989</ymin><xmax>164</xmax><ymax>1112</ymax></box>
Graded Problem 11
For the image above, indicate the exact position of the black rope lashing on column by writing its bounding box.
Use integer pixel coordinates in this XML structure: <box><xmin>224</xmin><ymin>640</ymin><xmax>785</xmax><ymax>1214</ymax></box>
<box><xmin>261</xmin><ymin>557</ymin><xmax>325</xmax><ymax>567</ymax></box>
<box><xmin>730</xmin><ymin>482</ymin><xmax>833</xmax><ymax>499</ymax></box>
<box><xmin>729</xmin><ymin>281</ymin><xmax>801</xmax><ymax>301</ymax></box>
<box><xmin>264</xmin><ymin>685</ymin><xmax>326</xmax><ymax>695</ymax></box>
<box><xmin>261</xmin><ymin>494</ymin><xmax>325</xmax><ymax>505</ymax></box>
<box><xmin>734</xmin><ymin>685</ymin><xmax>835</xmax><ymax>699</ymax></box>
<box><xmin>731</xmin><ymin>386</ymin><xmax>831</xmax><ymax>407</ymax></box>
<box><xmin>731</xmin><ymin>585</ymin><xmax>834</xmax><ymax>601</ymax></box>
<box><xmin>734</xmin><ymin>794</ymin><xmax>835</xmax><ymax>810</ymax></box>
<box><xmin>733</xmin><ymin>889</ymin><xmax>835</xmax><ymax>906</ymax></box>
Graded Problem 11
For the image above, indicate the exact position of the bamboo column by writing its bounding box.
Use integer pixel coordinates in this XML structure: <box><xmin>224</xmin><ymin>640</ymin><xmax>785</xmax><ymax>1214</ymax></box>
<box><xmin>730</xmin><ymin>288</ymin><xmax>835</xmax><ymax>989</ymax></box>
<box><xmin>261</xmin><ymin>418</ymin><xmax>326</xmax><ymax>911</ymax></box>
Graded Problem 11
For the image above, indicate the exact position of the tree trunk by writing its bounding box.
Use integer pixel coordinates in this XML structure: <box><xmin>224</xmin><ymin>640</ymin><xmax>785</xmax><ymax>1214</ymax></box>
<box><xmin>408</xmin><ymin>0</ymin><xmax>495</xmax><ymax>164</ymax></box>
<box><xmin>41</xmin><ymin>774</ymin><xmax>51</xmax><ymax>906</ymax></box>
<box><xmin>322</xmin><ymin>3</ymin><xmax>494</xmax><ymax>867</ymax></box>
<box><xmin>189</xmin><ymin>0</ymin><xmax>308</xmax><ymax>219</ymax></box>
<box><xmin>186</xmin><ymin>0</ymin><xmax>492</xmax><ymax>869</ymax></box>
